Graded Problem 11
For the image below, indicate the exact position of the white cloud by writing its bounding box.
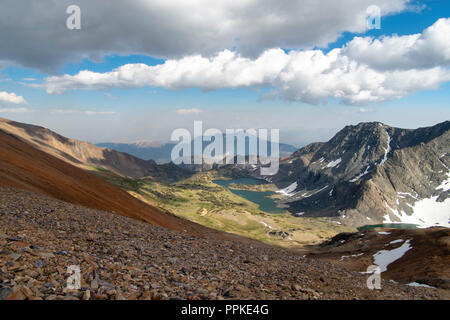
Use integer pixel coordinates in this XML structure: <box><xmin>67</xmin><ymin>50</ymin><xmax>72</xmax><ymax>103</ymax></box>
<box><xmin>0</xmin><ymin>0</ymin><xmax>411</xmax><ymax>71</ymax></box>
<box><xmin>84</xmin><ymin>111</ymin><xmax>118</xmax><ymax>115</ymax></box>
<box><xmin>176</xmin><ymin>108</ymin><xmax>203</xmax><ymax>115</ymax></box>
<box><xmin>51</xmin><ymin>109</ymin><xmax>79</xmax><ymax>114</ymax></box>
<box><xmin>0</xmin><ymin>91</ymin><xmax>26</xmax><ymax>104</ymax></box>
<box><xmin>342</xmin><ymin>18</ymin><xmax>450</xmax><ymax>70</ymax></box>
<box><xmin>0</xmin><ymin>107</ymin><xmax>31</xmax><ymax>113</ymax></box>
<box><xmin>36</xmin><ymin>18</ymin><xmax>450</xmax><ymax>105</ymax></box>
<box><xmin>51</xmin><ymin>109</ymin><xmax>117</xmax><ymax>115</ymax></box>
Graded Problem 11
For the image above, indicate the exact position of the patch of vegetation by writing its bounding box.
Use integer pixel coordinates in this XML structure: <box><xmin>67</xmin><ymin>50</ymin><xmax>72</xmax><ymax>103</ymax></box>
<box><xmin>88</xmin><ymin>167</ymin><xmax>355</xmax><ymax>247</ymax></box>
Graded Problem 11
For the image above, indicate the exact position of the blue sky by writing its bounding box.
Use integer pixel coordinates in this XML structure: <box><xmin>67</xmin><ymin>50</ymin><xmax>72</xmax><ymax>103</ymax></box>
<box><xmin>0</xmin><ymin>0</ymin><xmax>449</xmax><ymax>146</ymax></box>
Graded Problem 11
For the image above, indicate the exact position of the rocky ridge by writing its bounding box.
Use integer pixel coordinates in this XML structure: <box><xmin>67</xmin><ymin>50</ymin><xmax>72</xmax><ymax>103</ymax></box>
<box><xmin>246</xmin><ymin>121</ymin><xmax>450</xmax><ymax>227</ymax></box>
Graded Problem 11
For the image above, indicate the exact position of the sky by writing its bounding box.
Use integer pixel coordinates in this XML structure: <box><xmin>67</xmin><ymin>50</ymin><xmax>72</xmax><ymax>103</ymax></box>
<box><xmin>0</xmin><ymin>0</ymin><xmax>449</xmax><ymax>147</ymax></box>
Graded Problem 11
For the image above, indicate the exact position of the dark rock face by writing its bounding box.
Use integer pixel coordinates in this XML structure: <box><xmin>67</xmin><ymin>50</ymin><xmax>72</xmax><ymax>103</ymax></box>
<box><xmin>245</xmin><ymin>121</ymin><xmax>450</xmax><ymax>227</ymax></box>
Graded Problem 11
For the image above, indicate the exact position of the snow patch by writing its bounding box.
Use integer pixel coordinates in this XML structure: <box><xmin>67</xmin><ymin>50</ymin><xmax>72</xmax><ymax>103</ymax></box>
<box><xmin>436</xmin><ymin>171</ymin><xmax>450</xmax><ymax>192</ymax></box>
<box><xmin>397</xmin><ymin>192</ymin><xmax>418</xmax><ymax>200</ymax></box>
<box><xmin>259</xmin><ymin>221</ymin><xmax>273</xmax><ymax>229</ymax></box>
<box><xmin>340</xmin><ymin>253</ymin><xmax>364</xmax><ymax>261</ymax></box>
<box><xmin>277</xmin><ymin>182</ymin><xmax>297</xmax><ymax>196</ymax></box>
<box><xmin>349</xmin><ymin>165</ymin><xmax>371</xmax><ymax>182</ymax></box>
<box><xmin>378</xmin><ymin>232</ymin><xmax>390</xmax><ymax>235</ymax></box>
<box><xmin>389</xmin><ymin>239</ymin><xmax>404</xmax><ymax>244</ymax></box>
<box><xmin>299</xmin><ymin>185</ymin><xmax>329</xmax><ymax>198</ymax></box>
<box><xmin>379</xmin><ymin>132</ymin><xmax>391</xmax><ymax>165</ymax></box>
<box><xmin>373</xmin><ymin>240</ymin><xmax>412</xmax><ymax>273</ymax></box>
<box><xmin>325</xmin><ymin>158</ymin><xmax>342</xmax><ymax>168</ymax></box>
<box><xmin>311</xmin><ymin>157</ymin><xmax>325</xmax><ymax>165</ymax></box>
<box><xmin>407</xmin><ymin>282</ymin><xmax>436</xmax><ymax>289</ymax></box>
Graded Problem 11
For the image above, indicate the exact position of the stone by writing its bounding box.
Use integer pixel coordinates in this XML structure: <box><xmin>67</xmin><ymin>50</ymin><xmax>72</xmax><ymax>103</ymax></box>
<box><xmin>82</xmin><ymin>290</ymin><xmax>91</xmax><ymax>300</ymax></box>
<box><xmin>0</xmin><ymin>287</ymin><xmax>13</xmax><ymax>300</ymax></box>
<box><xmin>34</xmin><ymin>259</ymin><xmax>45</xmax><ymax>268</ymax></box>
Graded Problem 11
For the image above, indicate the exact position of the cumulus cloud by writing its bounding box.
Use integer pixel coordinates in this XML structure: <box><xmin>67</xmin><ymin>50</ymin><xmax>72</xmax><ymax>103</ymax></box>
<box><xmin>176</xmin><ymin>108</ymin><xmax>203</xmax><ymax>115</ymax></box>
<box><xmin>342</xmin><ymin>18</ymin><xmax>450</xmax><ymax>70</ymax></box>
<box><xmin>36</xmin><ymin>19</ymin><xmax>450</xmax><ymax>105</ymax></box>
<box><xmin>0</xmin><ymin>91</ymin><xmax>27</xmax><ymax>104</ymax></box>
<box><xmin>0</xmin><ymin>0</ymin><xmax>411</xmax><ymax>71</ymax></box>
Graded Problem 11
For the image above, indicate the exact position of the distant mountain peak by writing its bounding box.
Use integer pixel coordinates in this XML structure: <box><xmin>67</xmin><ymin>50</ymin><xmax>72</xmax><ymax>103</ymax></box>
<box><xmin>242</xmin><ymin>121</ymin><xmax>450</xmax><ymax>228</ymax></box>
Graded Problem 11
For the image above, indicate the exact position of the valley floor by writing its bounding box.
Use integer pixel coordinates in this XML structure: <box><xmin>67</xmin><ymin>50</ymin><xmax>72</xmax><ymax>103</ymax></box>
<box><xmin>0</xmin><ymin>187</ymin><xmax>445</xmax><ymax>300</ymax></box>
<box><xmin>88</xmin><ymin>168</ymin><xmax>354</xmax><ymax>248</ymax></box>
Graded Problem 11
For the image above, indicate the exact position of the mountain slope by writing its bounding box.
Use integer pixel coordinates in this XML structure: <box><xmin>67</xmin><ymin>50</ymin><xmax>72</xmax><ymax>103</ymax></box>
<box><xmin>0</xmin><ymin>128</ymin><xmax>203</xmax><ymax>234</ymax></box>
<box><xmin>0</xmin><ymin>118</ymin><xmax>189</xmax><ymax>181</ymax></box>
<box><xmin>309</xmin><ymin>227</ymin><xmax>450</xmax><ymax>290</ymax></box>
<box><xmin>0</xmin><ymin>186</ymin><xmax>444</xmax><ymax>300</ymax></box>
<box><xmin>96</xmin><ymin>141</ymin><xmax>176</xmax><ymax>164</ymax></box>
<box><xmin>250</xmin><ymin>121</ymin><xmax>450</xmax><ymax>227</ymax></box>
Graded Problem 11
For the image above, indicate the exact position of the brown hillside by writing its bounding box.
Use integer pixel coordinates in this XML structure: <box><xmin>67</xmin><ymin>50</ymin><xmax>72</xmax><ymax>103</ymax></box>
<box><xmin>0</xmin><ymin>129</ymin><xmax>201</xmax><ymax>234</ymax></box>
<box><xmin>0</xmin><ymin>117</ymin><xmax>190</xmax><ymax>181</ymax></box>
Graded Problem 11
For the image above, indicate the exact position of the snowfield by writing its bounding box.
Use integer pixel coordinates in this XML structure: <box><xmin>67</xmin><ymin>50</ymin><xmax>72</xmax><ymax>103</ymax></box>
<box><xmin>384</xmin><ymin>195</ymin><xmax>450</xmax><ymax>228</ymax></box>
<box><xmin>373</xmin><ymin>240</ymin><xmax>412</xmax><ymax>273</ymax></box>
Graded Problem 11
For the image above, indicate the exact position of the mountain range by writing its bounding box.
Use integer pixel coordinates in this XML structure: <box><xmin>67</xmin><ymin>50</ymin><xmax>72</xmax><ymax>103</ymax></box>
<box><xmin>3</xmin><ymin>117</ymin><xmax>449</xmax><ymax>229</ymax></box>
<box><xmin>97</xmin><ymin>136</ymin><xmax>298</xmax><ymax>164</ymax></box>
<box><xmin>242</xmin><ymin>121</ymin><xmax>450</xmax><ymax>228</ymax></box>
<box><xmin>0</xmin><ymin>117</ymin><xmax>448</xmax><ymax>298</ymax></box>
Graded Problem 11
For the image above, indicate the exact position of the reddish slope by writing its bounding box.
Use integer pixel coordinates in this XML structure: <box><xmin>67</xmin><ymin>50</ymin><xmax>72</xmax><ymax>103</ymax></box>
<box><xmin>306</xmin><ymin>227</ymin><xmax>450</xmax><ymax>290</ymax></box>
<box><xmin>0</xmin><ymin>129</ymin><xmax>199</xmax><ymax>234</ymax></box>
